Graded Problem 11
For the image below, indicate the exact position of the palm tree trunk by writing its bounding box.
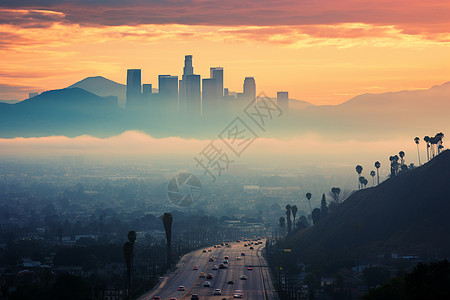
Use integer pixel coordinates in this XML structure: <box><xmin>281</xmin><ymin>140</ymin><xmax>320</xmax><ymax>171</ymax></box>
<box><xmin>376</xmin><ymin>169</ymin><xmax>379</xmax><ymax>185</ymax></box>
<box><xmin>416</xmin><ymin>144</ymin><xmax>421</xmax><ymax>165</ymax></box>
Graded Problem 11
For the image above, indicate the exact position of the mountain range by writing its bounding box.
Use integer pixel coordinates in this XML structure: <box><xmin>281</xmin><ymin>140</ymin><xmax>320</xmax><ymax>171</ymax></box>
<box><xmin>0</xmin><ymin>76</ymin><xmax>448</xmax><ymax>139</ymax></box>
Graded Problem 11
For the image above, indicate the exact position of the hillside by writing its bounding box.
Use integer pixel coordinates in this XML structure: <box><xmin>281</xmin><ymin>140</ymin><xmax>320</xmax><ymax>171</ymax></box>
<box><xmin>284</xmin><ymin>150</ymin><xmax>450</xmax><ymax>266</ymax></box>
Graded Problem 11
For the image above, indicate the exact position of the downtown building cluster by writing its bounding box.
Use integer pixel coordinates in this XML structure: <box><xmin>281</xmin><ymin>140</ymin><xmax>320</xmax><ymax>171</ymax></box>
<box><xmin>125</xmin><ymin>55</ymin><xmax>289</xmax><ymax>116</ymax></box>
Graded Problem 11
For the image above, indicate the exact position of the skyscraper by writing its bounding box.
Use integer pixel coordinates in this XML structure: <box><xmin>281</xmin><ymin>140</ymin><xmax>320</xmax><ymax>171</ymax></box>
<box><xmin>158</xmin><ymin>75</ymin><xmax>179</xmax><ymax>112</ymax></box>
<box><xmin>277</xmin><ymin>91</ymin><xmax>289</xmax><ymax>112</ymax></box>
<box><xmin>243</xmin><ymin>77</ymin><xmax>256</xmax><ymax>101</ymax></box>
<box><xmin>202</xmin><ymin>78</ymin><xmax>218</xmax><ymax>115</ymax></box>
<box><xmin>180</xmin><ymin>55</ymin><xmax>201</xmax><ymax>116</ymax></box>
<box><xmin>210</xmin><ymin>67</ymin><xmax>223</xmax><ymax>98</ymax></box>
<box><xmin>126</xmin><ymin>69</ymin><xmax>142</xmax><ymax>109</ymax></box>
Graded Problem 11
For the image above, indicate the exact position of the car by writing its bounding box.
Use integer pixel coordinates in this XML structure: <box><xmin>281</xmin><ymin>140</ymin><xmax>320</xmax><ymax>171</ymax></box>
<box><xmin>213</xmin><ymin>289</ymin><xmax>222</xmax><ymax>295</ymax></box>
<box><xmin>241</xmin><ymin>252</ymin><xmax>245</xmax><ymax>256</ymax></box>
<box><xmin>170</xmin><ymin>298</ymin><xmax>178</xmax><ymax>300</ymax></box>
<box><xmin>193</xmin><ymin>266</ymin><xmax>198</xmax><ymax>270</ymax></box>
<box><xmin>178</xmin><ymin>285</ymin><xmax>186</xmax><ymax>291</ymax></box>
<box><xmin>208</xmin><ymin>249</ymin><xmax>212</xmax><ymax>252</ymax></box>
<box><xmin>236</xmin><ymin>257</ymin><xmax>242</xmax><ymax>260</ymax></box>
<box><xmin>224</xmin><ymin>256</ymin><xmax>229</xmax><ymax>260</ymax></box>
<box><xmin>233</xmin><ymin>290</ymin><xmax>244</xmax><ymax>298</ymax></box>
<box><xmin>204</xmin><ymin>281</ymin><xmax>211</xmax><ymax>287</ymax></box>
<box><xmin>152</xmin><ymin>297</ymin><xmax>161</xmax><ymax>300</ymax></box>
<box><xmin>247</xmin><ymin>267</ymin><xmax>252</xmax><ymax>270</ymax></box>
<box><xmin>240</xmin><ymin>275</ymin><xmax>248</xmax><ymax>280</ymax></box>
<box><xmin>212</xmin><ymin>265</ymin><xmax>218</xmax><ymax>270</ymax></box>
<box><xmin>250</xmin><ymin>247</ymin><xmax>254</xmax><ymax>250</ymax></box>
<box><xmin>244</xmin><ymin>244</ymin><xmax>248</xmax><ymax>247</ymax></box>
<box><xmin>199</xmin><ymin>272</ymin><xmax>206</xmax><ymax>278</ymax></box>
<box><xmin>223</xmin><ymin>260</ymin><xmax>229</xmax><ymax>264</ymax></box>
<box><xmin>191</xmin><ymin>294</ymin><xmax>199</xmax><ymax>300</ymax></box>
<box><xmin>209</xmin><ymin>257</ymin><xmax>214</xmax><ymax>262</ymax></box>
<box><xmin>206</xmin><ymin>273</ymin><xmax>213</xmax><ymax>279</ymax></box>
<box><xmin>202</xmin><ymin>249</ymin><xmax>207</xmax><ymax>253</ymax></box>
<box><xmin>219</xmin><ymin>264</ymin><xmax>225</xmax><ymax>269</ymax></box>
<box><xmin>227</xmin><ymin>280</ymin><xmax>234</xmax><ymax>284</ymax></box>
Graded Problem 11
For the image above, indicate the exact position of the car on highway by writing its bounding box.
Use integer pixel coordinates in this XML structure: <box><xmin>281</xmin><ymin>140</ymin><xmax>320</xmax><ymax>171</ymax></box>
<box><xmin>212</xmin><ymin>265</ymin><xmax>218</xmax><ymax>270</ymax></box>
<box><xmin>199</xmin><ymin>272</ymin><xmax>206</xmax><ymax>278</ymax></box>
<box><xmin>193</xmin><ymin>266</ymin><xmax>198</xmax><ymax>270</ymax></box>
<box><xmin>240</xmin><ymin>275</ymin><xmax>248</xmax><ymax>280</ymax></box>
<box><xmin>224</xmin><ymin>256</ymin><xmax>229</xmax><ymax>259</ymax></box>
<box><xmin>247</xmin><ymin>267</ymin><xmax>252</xmax><ymax>270</ymax></box>
<box><xmin>233</xmin><ymin>290</ymin><xmax>244</xmax><ymax>298</ymax></box>
<box><xmin>203</xmin><ymin>281</ymin><xmax>211</xmax><ymax>287</ymax></box>
<box><xmin>250</xmin><ymin>246</ymin><xmax>254</xmax><ymax>250</ymax></box>
<box><xmin>178</xmin><ymin>285</ymin><xmax>186</xmax><ymax>291</ymax></box>
<box><xmin>206</xmin><ymin>273</ymin><xmax>213</xmax><ymax>279</ymax></box>
<box><xmin>170</xmin><ymin>298</ymin><xmax>177</xmax><ymax>300</ymax></box>
<box><xmin>227</xmin><ymin>280</ymin><xmax>234</xmax><ymax>284</ymax></box>
<box><xmin>241</xmin><ymin>252</ymin><xmax>245</xmax><ymax>256</ymax></box>
<box><xmin>209</xmin><ymin>257</ymin><xmax>214</xmax><ymax>262</ymax></box>
<box><xmin>191</xmin><ymin>294</ymin><xmax>199</xmax><ymax>300</ymax></box>
<box><xmin>213</xmin><ymin>289</ymin><xmax>222</xmax><ymax>295</ymax></box>
<box><xmin>152</xmin><ymin>297</ymin><xmax>161</xmax><ymax>300</ymax></box>
<box><xmin>244</xmin><ymin>244</ymin><xmax>248</xmax><ymax>247</ymax></box>
<box><xmin>236</xmin><ymin>257</ymin><xmax>242</xmax><ymax>260</ymax></box>
<box><xmin>223</xmin><ymin>260</ymin><xmax>229</xmax><ymax>264</ymax></box>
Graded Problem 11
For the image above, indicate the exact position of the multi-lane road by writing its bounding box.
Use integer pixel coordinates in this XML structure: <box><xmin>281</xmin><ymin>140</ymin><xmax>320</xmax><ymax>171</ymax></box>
<box><xmin>139</xmin><ymin>239</ymin><xmax>277</xmax><ymax>300</ymax></box>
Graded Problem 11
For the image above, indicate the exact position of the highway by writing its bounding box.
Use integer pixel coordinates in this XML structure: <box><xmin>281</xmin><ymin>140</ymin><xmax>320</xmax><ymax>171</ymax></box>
<box><xmin>139</xmin><ymin>239</ymin><xmax>277</xmax><ymax>300</ymax></box>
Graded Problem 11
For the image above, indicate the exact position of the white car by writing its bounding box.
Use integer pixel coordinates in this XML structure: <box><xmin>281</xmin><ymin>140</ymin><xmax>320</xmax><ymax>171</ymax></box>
<box><xmin>204</xmin><ymin>281</ymin><xmax>211</xmax><ymax>287</ymax></box>
<box><xmin>212</xmin><ymin>265</ymin><xmax>218</xmax><ymax>270</ymax></box>
<box><xmin>233</xmin><ymin>290</ymin><xmax>244</xmax><ymax>298</ymax></box>
<box><xmin>213</xmin><ymin>289</ymin><xmax>222</xmax><ymax>295</ymax></box>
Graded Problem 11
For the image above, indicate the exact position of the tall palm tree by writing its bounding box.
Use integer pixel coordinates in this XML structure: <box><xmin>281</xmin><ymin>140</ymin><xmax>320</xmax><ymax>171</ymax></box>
<box><xmin>305</xmin><ymin>192</ymin><xmax>312</xmax><ymax>214</ymax></box>
<box><xmin>370</xmin><ymin>170</ymin><xmax>376</xmax><ymax>186</ymax></box>
<box><xmin>331</xmin><ymin>187</ymin><xmax>341</xmax><ymax>204</ymax></box>
<box><xmin>399</xmin><ymin>151</ymin><xmax>405</xmax><ymax>166</ymax></box>
<box><xmin>355</xmin><ymin>165</ymin><xmax>363</xmax><ymax>189</ymax></box>
<box><xmin>123</xmin><ymin>241</ymin><xmax>133</xmax><ymax>299</ymax></box>
<box><xmin>161</xmin><ymin>213</ymin><xmax>173</xmax><ymax>269</ymax></box>
<box><xmin>285</xmin><ymin>204</ymin><xmax>292</xmax><ymax>235</ymax></box>
<box><xmin>291</xmin><ymin>205</ymin><xmax>298</xmax><ymax>230</ymax></box>
<box><xmin>374</xmin><ymin>161</ymin><xmax>381</xmax><ymax>185</ymax></box>
<box><xmin>435</xmin><ymin>132</ymin><xmax>445</xmax><ymax>155</ymax></box>
<box><xmin>424</xmin><ymin>136</ymin><xmax>430</xmax><ymax>161</ymax></box>
<box><xmin>414</xmin><ymin>137</ymin><xmax>421</xmax><ymax>165</ymax></box>
<box><xmin>359</xmin><ymin>176</ymin><xmax>366</xmax><ymax>189</ymax></box>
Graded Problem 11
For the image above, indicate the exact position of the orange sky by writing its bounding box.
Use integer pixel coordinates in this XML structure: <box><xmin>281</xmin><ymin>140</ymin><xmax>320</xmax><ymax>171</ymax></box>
<box><xmin>1</xmin><ymin>1</ymin><xmax>450</xmax><ymax>104</ymax></box>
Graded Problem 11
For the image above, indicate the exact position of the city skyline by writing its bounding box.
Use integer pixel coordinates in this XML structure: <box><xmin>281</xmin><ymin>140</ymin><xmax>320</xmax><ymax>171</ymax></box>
<box><xmin>1</xmin><ymin>1</ymin><xmax>449</xmax><ymax>104</ymax></box>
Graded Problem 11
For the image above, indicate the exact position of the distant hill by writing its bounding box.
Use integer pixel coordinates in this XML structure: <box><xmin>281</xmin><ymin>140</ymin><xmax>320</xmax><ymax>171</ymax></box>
<box><xmin>0</xmin><ymin>88</ymin><xmax>126</xmax><ymax>138</ymax></box>
<box><xmin>283</xmin><ymin>150</ymin><xmax>450</xmax><ymax>266</ymax></box>
<box><xmin>69</xmin><ymin>76</ymin><xmax>158</xmax><ymax>108</ymax></box>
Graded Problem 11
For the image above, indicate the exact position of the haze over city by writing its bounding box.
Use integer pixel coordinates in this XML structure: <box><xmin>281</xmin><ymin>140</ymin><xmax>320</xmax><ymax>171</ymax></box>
<box><xmin>0</xmin><ymin>1</ymin><xmax>449</xmax><ymax>300</ymax></box>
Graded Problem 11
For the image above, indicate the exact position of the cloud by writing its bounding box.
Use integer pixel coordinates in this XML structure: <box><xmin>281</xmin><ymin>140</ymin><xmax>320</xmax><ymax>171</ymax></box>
<box><xmin>0</xmin><ymin>1</ymin><xmax>450</xmax><ymax>38</ymax></box>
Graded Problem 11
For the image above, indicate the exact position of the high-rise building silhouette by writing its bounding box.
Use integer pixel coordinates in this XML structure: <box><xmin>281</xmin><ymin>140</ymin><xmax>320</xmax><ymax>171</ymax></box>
<box><xmin>243</xmin><ymin>77</ymin><xmax>256</xmax><ymax>101</ymax></box>
<box><xmin>143</xmin><ymin>84</ymin><xmax>152</xmax><ymax>100</ymax></box>
<box><xmin>126</xmin><ymin>69</ymin><xmax>142</xmax><ymax>109</ymax></box>
<box><xmin>29</xmin><ymin>92</ymin><xmax>39</xmax><ymax>98</ymax></box>
<box><xmin>277</xmin><ymin>91</ymin><xmax>289</xmax><ymax>112</ymax></box>
<box><xmin>210</xmin><ymin>67</ymin><xmax>223</xmax><ymax>98</ymax></box>
<box><xmin>202</xmin><ymin>78</ymin><xmax>218</xmax><ymax>115</ymax></box>
<box><xmin>180</xmin><ymin>55</ymin><xmax>201</xmax><ymax>116</ymax></box>
<box><xmin>158</xmin><ymin>75</ymin><xmax>179</xmax><ymax>112</ymax></box>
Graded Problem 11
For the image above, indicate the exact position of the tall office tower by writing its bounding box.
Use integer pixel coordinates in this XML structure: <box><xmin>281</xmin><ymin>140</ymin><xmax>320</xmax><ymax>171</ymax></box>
<box><xmin>158</xmin><ymin>75</ymin><xmax>179</xmax><ymax>112</ymax></box>
<box><xmin>180</xmin><ymin>55</ymin><xmax>201</xmax><ymax>116</ymax></box>
<box><xmin>277</xmin><ymin>91</ymin><xmax>289</xmax><ymax>112</ymax></box>
<box><xmin>202</xmin><ymin>78</ymin><xmax>218</xmax><ymax>115</ymax></box>
<box><xmin>183</xmin><ymin>55</ymin><xmax>193</xmax><ymax>76</ymax></box>
<box><xmin>143</xmin><ymin>84</ymin><xmax>152</xmax><ymax>100</ymax></box>
<box><xmin>126</xmin><ymin>69</ymin><xmax>142</xmax><ymax>109</ymax></box>
<box><xmin>243</xmin><ymin>77</ymin><xmax>256</xmax><ymax>101</ymax></box>
<box><xmin>210</xmin><ymin>67</ymin><xmax>224</xmax><ymax>98</ymax></box>
<box><xmin>29</xmin><ymin>92</ymin><xmax>39</xmax><ymax>98</ymax></box>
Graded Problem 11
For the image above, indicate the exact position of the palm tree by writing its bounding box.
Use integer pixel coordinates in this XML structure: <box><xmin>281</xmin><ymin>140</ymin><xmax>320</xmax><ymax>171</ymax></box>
<box><xmin>291</xmin><ymin>205</ymin><xmax>298</xmax><ymax>230</ymax></box>
<box><xmin>330</xmin><ymin>187</ymin><xmax>341</xmax><ymax>204</ymax></box>
<box><xmin>305</xmin><ymin>192</ymin><xmax>312</xmax><ymax>214</ymax></box>
<box><xmin>359</xmin><ymin>176</ymin><xmax>366</xmax><ymax>189</ymax></box>
<box><xmin>370</xmin><ymin>170</ymin><xmax>376</xmax><ymax>186</ymax></box>
<box><xmin>424</xmin><ymin>136</ymin><xmax>430</xmax><ymax>161</ymax></box>
<box><xmin>355</xmin><ymin>165</ymin><xmax>363</xmax><ymax>189</ymax></box>
<box><xmin>389</xmin><ymin>155</ymin><xmax>399</xmax><ymax>177</ymax></box>
<box><xmin>414</xmin><ymin>137</ymin><xmax>421</xmax><ymax>165</ymax></box>
<box><xmin>285</xmin><ymin>205</ymin><xmax>292</xmax><ymax>234</ymax></box>
<box><xmin>399</xmin><ymin>151</ymin><xmax>405</xmax><ymax>166</ymax></box>
<box><xmin>161</xmin><ymin>213</ymin><xmax>173</xmax><ymax>269</ymax></box>
<box><xmin>435</xmin><ymin>132</ymin><xmax>444</xmax><ymax>155</ymax></box>
<box><xmin>123</xmin><ymin>241</ymin><xmax>133</xmax><ymax>299</ymax></box>
<box><xmin>374</xmin><ymin>161</ymin><xmax>381</xmax><ymax>185</ymax></box>
<box><xmin>362</xmin><ymin>178</ymin><xmax>368</xmax><ymax>188</ymax></box>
